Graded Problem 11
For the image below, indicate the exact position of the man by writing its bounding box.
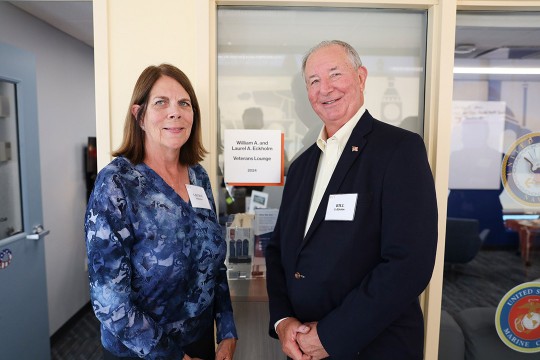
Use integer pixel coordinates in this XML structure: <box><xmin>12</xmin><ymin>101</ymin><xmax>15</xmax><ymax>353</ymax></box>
<box><xmin>265</xmin><ymin>40</ymin><xmax>438</xmax><ymax>360</ymax></box>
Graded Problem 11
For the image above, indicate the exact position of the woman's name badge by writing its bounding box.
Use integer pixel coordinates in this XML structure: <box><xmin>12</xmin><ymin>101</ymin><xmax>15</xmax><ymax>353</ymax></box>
<box><xmin>325</xmin><ymin>193</ymin><xmax>358</xmax><ymax>221</ymax></box>
<box><xmin>186</xmin><ymin>185</ymin><xmax>211</xmax><ymax>209</ymax></box>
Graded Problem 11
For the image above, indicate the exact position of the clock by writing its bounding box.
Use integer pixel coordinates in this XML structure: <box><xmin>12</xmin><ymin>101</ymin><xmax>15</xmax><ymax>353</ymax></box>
<box><xmin>501</xmin><ymin>132</ymin><xmax>540</xmax><ymax>206</ymax></box>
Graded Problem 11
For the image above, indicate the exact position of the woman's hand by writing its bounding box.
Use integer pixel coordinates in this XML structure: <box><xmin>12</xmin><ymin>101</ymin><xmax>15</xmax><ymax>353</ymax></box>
<box><xmin>215</xmin><ymin>337</ymin><xmax>237</xmax><ymax>360</ymax></box>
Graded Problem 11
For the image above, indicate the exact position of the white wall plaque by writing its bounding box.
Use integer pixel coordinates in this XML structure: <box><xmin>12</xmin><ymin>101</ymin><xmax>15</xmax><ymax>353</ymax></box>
<box><xmin>224</xmin><ymin>129</ymin><xmax>284</xmax><ymax>186</ymax></box>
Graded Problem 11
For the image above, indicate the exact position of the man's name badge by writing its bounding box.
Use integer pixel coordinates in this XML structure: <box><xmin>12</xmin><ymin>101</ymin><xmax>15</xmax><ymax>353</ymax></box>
<box><xmin>186</xmin><ymin>184</ymin><xmax>211</xmax><ymax>209</ymax></box>
<box><xmin>325</xmin><ymin>193</ymin><xmax>358</xmax><ymax>221</ymax></box>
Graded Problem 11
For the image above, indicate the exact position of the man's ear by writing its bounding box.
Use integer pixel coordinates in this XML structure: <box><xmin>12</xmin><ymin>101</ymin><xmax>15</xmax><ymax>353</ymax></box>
<box><xmin>358</xmin><ymin>66</ymin><xmax>368</xmax><ymax>91</ymax></box>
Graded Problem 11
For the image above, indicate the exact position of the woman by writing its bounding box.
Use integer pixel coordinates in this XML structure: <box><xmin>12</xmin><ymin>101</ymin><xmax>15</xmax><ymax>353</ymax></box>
<box><xmin>85</xmin><ymin>64</ymin><xmax>237</xmax><ymax>360</ymax></box>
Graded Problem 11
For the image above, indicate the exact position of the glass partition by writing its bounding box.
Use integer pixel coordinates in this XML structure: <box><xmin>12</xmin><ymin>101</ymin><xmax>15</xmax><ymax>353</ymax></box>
<box><xmin>217</xmin><ymin>7</ymin><xmax>429</xmax><ymax>358</ymax></box>
<box><xmin>441</xmin><ymin>11</ymin><xmax>540</xmax><ymax>358</ymax></box>
<box><xmin>0</xmin><ymin>81</ymin><xmax>23</xmax><ymax>241</ymax></box>
<box><xmin>217</xmin><ymin>6</ymin><xmax>428</xmax><ymax>219</ymax></box>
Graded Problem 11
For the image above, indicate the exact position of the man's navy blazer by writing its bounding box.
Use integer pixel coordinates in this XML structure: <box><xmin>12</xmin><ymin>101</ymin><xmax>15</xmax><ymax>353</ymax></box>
<box><xmin>266</xmin><ymin>110</ymin><xmax>438</xmax><ymax>359</ymax></box>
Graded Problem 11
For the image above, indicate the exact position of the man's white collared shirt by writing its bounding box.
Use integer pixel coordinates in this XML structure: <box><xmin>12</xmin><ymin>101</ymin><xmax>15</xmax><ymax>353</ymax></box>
<box><xmin>304</xmin><ymin>107</ymin><xmax>365</xmax><ymax>236</ymax></box>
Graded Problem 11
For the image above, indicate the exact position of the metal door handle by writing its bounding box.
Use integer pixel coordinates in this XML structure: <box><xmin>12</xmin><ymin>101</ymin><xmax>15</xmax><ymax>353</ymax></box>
<box><xmin>26</xmin><ymin>225</ymin><xmax>50</xmax><ymax>240</ymax></box>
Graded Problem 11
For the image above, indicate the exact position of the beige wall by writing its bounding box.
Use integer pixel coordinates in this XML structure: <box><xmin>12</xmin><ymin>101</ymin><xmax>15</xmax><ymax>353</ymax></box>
<box><xmin>94</xmin><ymin>0</ymin><xmax>210</xmax><ymax>170</ymax></box>
<box><xmin>93</xmin><ymin>1</ymin><xmax>540</xmax><ymax>358</ymax></box>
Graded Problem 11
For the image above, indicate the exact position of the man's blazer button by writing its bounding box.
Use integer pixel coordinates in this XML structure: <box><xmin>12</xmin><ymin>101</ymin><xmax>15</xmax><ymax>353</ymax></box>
<box><xmin>294</xmin><ymin>272</ymin><xmax>304</xmax><ymax>279</ymax></box>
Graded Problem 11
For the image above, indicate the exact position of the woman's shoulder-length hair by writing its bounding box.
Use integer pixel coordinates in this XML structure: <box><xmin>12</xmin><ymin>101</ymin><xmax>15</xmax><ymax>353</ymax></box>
<box><xmin>112</xmin><ymin>63</ymin><xmax>207</xmax><ymax>166</ymax></box>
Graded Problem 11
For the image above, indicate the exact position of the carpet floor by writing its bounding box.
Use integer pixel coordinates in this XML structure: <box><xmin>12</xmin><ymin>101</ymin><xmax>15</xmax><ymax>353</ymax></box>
<box><xmin>442</xmin><ymin>249</ymin><xmax>540</xmax><ymax>317</ymax></box>
<box><xmin>50</xmin><ymin>249</ymin><xmax>540</xmax><ymax>359</ymax></box>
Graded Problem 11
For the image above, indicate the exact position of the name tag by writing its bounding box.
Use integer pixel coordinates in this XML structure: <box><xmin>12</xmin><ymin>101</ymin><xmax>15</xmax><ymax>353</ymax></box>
<box><xmin>325</xmin><ymin>193</ymin><xmax>358</xmax><ymax>221</ymax></box>
<box><xmin>186</xmin><ymin>185</ymin><xmax>211</xmax><ymax>210</ymax></box>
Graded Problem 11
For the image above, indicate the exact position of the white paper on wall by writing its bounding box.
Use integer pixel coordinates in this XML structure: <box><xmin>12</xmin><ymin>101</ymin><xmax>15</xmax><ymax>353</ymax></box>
<box><xmin>449</xmin><ymin>101</ymin><xmax>506</xmax><ymax>190</ymax></box>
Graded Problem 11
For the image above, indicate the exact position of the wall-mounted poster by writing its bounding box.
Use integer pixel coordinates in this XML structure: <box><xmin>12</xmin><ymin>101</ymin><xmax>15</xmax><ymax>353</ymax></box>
<box><xmin>224</xmin><ymin>129</ymin><xmax>284</xmax><ymax>186</ymax></box>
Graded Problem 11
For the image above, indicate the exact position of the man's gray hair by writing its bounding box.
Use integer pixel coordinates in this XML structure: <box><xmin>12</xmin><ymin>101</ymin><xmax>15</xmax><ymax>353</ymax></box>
<box><xmin>301</xmin><ymin>40</ymin><xmax>363</xmax><ymax>78</ymax></box>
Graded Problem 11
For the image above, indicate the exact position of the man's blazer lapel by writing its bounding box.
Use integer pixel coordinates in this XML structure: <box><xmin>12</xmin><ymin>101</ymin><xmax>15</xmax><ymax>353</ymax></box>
<box><xmin>290</xmin><ymin>144</ymin><xmax>321</xmax><ymax>252</ymax></box>
<box><xmin>300</xmin><ymin>111</ymin><xmax>374</xmax><ymax>250</ymax></box>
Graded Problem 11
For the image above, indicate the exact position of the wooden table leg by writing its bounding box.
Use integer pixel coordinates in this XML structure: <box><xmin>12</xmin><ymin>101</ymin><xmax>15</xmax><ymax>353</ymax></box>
<box><xmin>519</xmin><ymin>227</ymin><xmax>531</xmax><ymax>266</ymax></box>
<box><xmin>524</xmin><ymin>228</ymin><xmax>532</xmax><ymax>266</ymax></box>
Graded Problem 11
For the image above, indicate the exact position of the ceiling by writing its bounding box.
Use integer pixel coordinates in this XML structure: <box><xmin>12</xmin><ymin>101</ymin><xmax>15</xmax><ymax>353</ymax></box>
<box><xmin>9</xmin><ymin>1</ymin><xmax>93</xmax><ymax>47</ymax></box>
<box><xmin>7</xmin><ymin>2</ymin><xmax>540</xmax><ymax>60</ymax></box>
<box><xmin>454</xmin><ymin>13</ymin><xmax>540</xmax><ymax>60</ymax></box>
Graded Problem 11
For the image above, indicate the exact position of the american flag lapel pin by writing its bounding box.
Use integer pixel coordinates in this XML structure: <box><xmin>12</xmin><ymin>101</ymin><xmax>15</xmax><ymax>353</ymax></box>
<box><xmin>352</xmin><ymin>146</ymin><xmax>359</xmax><ymax>152</ymax></box>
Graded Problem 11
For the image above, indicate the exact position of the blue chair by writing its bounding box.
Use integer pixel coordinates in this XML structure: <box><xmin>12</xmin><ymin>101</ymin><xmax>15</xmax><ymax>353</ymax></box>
<box><xmin>445</xmin><ymin>217</ymin><xmax>489</xmax><ymax>265</ymax></box>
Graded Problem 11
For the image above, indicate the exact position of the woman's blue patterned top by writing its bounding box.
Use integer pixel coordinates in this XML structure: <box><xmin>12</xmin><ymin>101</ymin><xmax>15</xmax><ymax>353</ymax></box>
<box><xmin>84</xmin><ymin>157</ymin><xmax>237</xmax><ymax>359</ymax></box>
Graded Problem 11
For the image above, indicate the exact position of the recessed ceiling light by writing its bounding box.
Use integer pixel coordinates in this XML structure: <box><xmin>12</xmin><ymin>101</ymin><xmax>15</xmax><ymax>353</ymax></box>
<box><xmin>454</xmin><ymin>67</ymin><xmax>540</xmax><ymax>75</ymax></box>
<box><xmin>455</xmin><ymin>44</ymin><xmax>477</xmax><ymax>54</ymax></box>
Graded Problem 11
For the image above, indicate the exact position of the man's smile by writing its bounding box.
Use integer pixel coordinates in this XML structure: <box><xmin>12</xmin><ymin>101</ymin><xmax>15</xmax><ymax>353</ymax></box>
<box><xmin>322</xmin><ymin>97</ymin><xmax>341</xmax><ymax>105</ymax></box>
